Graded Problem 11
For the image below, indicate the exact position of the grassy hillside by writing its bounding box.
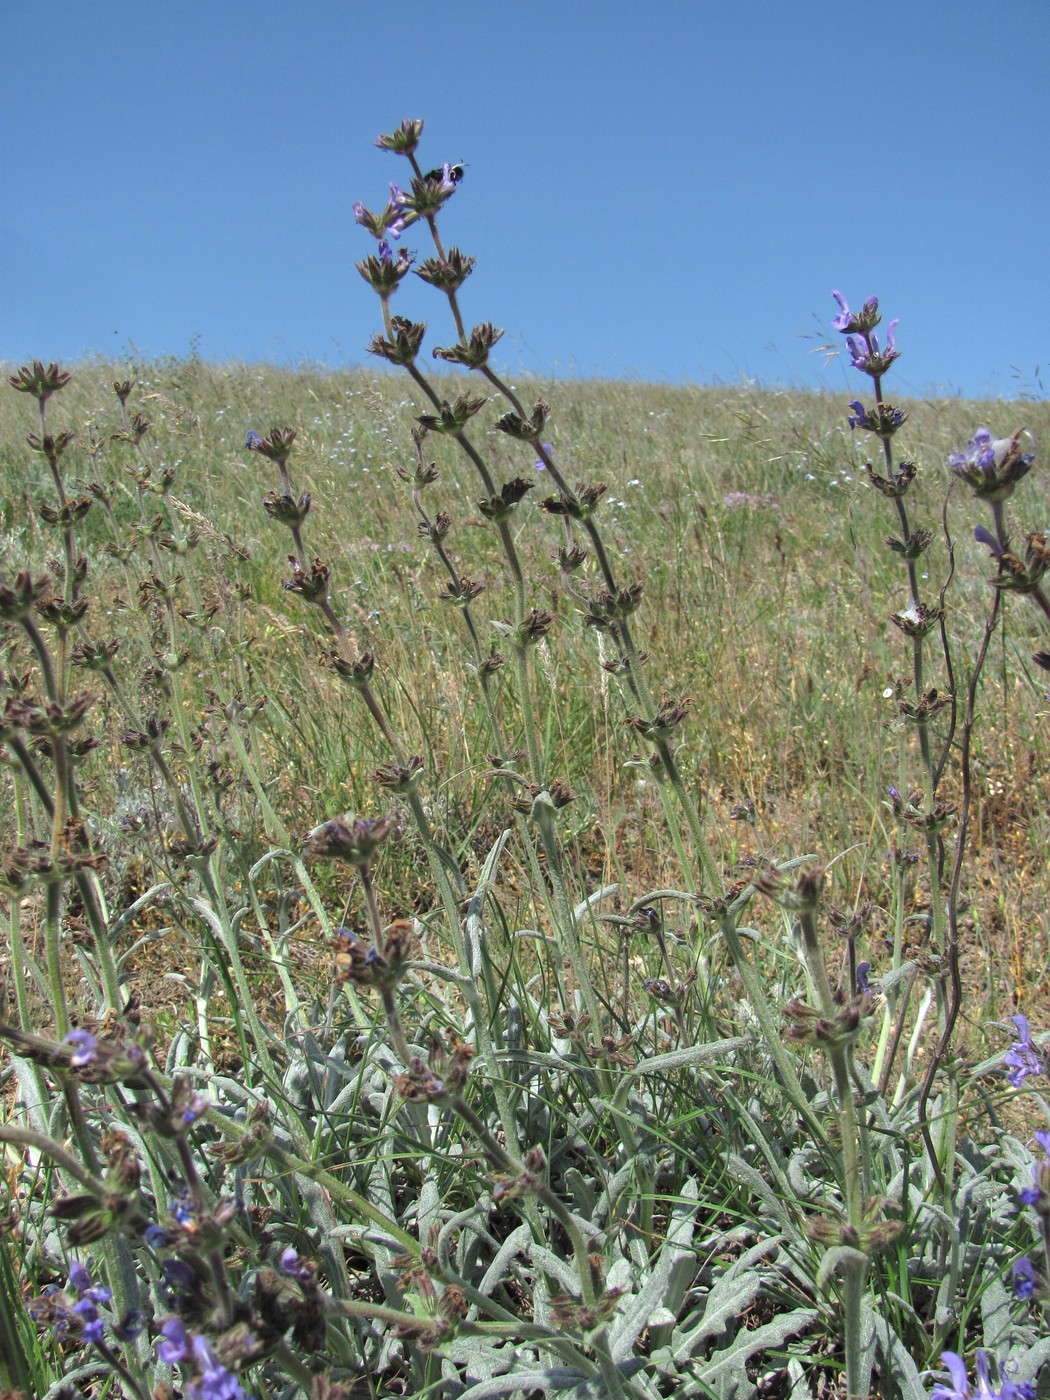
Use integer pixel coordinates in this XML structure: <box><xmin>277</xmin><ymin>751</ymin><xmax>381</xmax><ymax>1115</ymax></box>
<box><xmin>2</xmin><ymin>354</ymin><xmax>1050</xmax><ymax>1398</ymax></box>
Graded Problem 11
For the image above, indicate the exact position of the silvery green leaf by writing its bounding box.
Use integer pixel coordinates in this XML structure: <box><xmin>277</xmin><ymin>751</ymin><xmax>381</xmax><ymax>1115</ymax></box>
<box><xmin>610</xmin><ymin>1178</ymin><xmax>699</xmax><ymax>1359</ymax></box>
<box><xmin>474</xmin><ymin>1221</ymin><xmax>532</xmax><ymax>1298</ymax></box>
<box><xmin>463</xmin><ymin>828</ymin><xmax>512</xmax><ymax>976</ymax></box>
<box><xmin>867</xmin><ymin>1310</ymin><xmax>929</xmax><ymax>1399</ymax></box>
<box><xmin>1004</xmin><ymin>1335</ymin><xmax>1050</xmax><ymax>1386</ymax></box>
<box><xmin>564</xmin><ymin>1166</ymin><xmax>598</xmax><ymax>1218</ymax></box>
<box><xmin>453</xmin><ymin>1366</ymin><xmax>595</xmax><ymax>1399</ymax></box>
<box><xmin>673</xmin><ymin>1237</ymin><xmax>781</xmax><ymax>1353</ymax></box>
<box><xmin>725</xmin><ymin>1153</ymin><xmax>795</xmax><ymax>1228</ymax></box>
<box><xmin>698</xmin><ymin>1306</ymin><xmax>820</xmax><ymax>1400</ymax></box>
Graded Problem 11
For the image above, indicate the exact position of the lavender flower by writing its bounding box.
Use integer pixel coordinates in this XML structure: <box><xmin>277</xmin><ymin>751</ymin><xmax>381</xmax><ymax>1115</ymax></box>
<box><xmin>187</xmin><ymin>1334</ymin><xmax>249</xmax><ymax>1400</ymax></box>
<box><xmin>831</xmin><ymin>290</ymin><xmax>880</xmax><ymax>334</ymax></box>
<box><xmin>974</xmin><ymin>524</ymin><xmax>1005</xmax><ymax>559</ymax></box>
<box><xmin>1019</xmin><ymin>1130</ymin><xmax>1050</xmax><ymax>1212</ymax></box>
<box><xmin>845</xmin><ymin>320</ymin><xmax>900</xmax><ymax>376</ymax></box>
<box><xmin>156</xmin><ymin>1315</ymin><xmax>192</xmax><ymax>1364</ymax></box>
<box><xmin>930</xmin><ymin>1350</ymin><xmax>1034</xmax><ymax>1400</ymax></box>
<box><xmin>847</xmin><ymin>400</ymin><xmax>907</xmax><ymax>435</ymax></box>
<box><xmin>64</xmin><ymin>1028</ymin><xmax>99</xmax><ymax>1067</ymax></box>
<box><xmin>1013</xmin><ymin>1256</ymin><xmax>1039</xmax><ymax>1300</ymax></box>
<box><xmin>29</xmin><ymin>1260</ymin><xmax>113</xmax><ymax>1345</ymax></box>
<box><xmin>67</xmin><ymin>1261</ymin><xmax>112</xmax><ymax>1344</ymax></box>
<box><xmin>280</xmin><ymin>1246</ymin><xmax>313</xmax><ymax>1284</ymax></box>
<box><xmin>1005</xmin><ymin>1014</ymin><xmax>1045</xmax><ymax>1087</ymax></box>
<box><xmin>534</xmin><ymin>441</ymin><xmax>552</xmax><ymax>471</ymax></box>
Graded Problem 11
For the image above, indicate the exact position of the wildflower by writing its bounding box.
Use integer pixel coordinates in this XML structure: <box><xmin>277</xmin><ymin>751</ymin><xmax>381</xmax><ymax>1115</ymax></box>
<box><xmin>1005</xmin><ymin>1014</ymin><xmax>1045</xmax><ymax>1087</ymax></box>
<box><xmin>245</xmin><ymin>426</ymin><xmax>296</xmax><ymax>464</ymax></box>
<box><xmin>534</xmin><ymin>441</ymin><xmax>552</xmax><ymax>471</ymax></box>
<box><xmin>188</xmin><ymin>1333</ymin><xmax>249</xmax><ymax>1400</ymax></box>
<box><xmin>1013</xmin><ymin>1256</ymin><xmax>1039</xmax><ymax>1301</ymax></box>
<box><xmin>64</xmin><ymin>1028</ymin><xmax>99</xmax><ymax>1067</ymax></box>
<box><xmin>831</xmin><ymin>291</ymin><xmax>880</xmax><ymax>335</ymax></box>
<box><xmin>157</xmin><ymin>1315</ymin><xmax>192</xmax><ymax>1364</ymax></box>
<box><xmin>885</xmin><ymin>528</ymin><xmax>933</xmax><ymax>560</ymax></box>
<box><xmin>974</xmin><ymin>524</ymin><xmax>1004</xmax><ymax>558</ymax></box>
<box><xmin>847</xmin><ymin>400</ymin><xmax>907</xmax><ymax>436</ymax></box>
<box><xmin>845</xmin><ymin>320</ymin><xmax>900</xmax><ymax>377</ymax></box>
<box><xmin>369</xmin><ymin>316</ymin><xmax>425</xmax><ymax>363</ymax></box>
<box><xmin>494</xmin><ymin>399</ymin><xmax>550</xmax><ymax>440</ymax></box>
<box><xmin>866</xmin><ymin>458</ymin><xmax>916</xmax><ymax>498</ymax></box>
<box><xmin>29</xmin><ymin>1261</ymin><xmax>113</xmax><ymax>1345</ymax></box>
<box><xmin>989</xmin><ymin>533</ymin><xmax>1050</xmax><ymax>594</ymax></box>
<box><xmin>948</xmin><ymin>427</ymin><xmax>1033</xmax><ymax>502</ymax></box>
<box><xmin>930</xmin><ymin>1349</ymin><xmax>1034</xmax><ymax>1400</ymax></box>
<box><xmin>67</xmin><ymin>1261</ymin><xmax>112</xmax><ymax>1344</ymax></box>
<box><xmin>358</xmin><ymin>246</ymin><xmax>416</xmax><ymax>298</ymax></box>
<box><xmin>1019</xmin><ymin>1130</ymin><xmax>1050</xmax><ymax>1214</ymax></box>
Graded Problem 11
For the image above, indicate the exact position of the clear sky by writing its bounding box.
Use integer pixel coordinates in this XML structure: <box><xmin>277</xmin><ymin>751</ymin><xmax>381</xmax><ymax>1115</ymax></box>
<box><xmin>4</xmin><ymin>1</ymin><xmax>1047</xmax><ymax>399</ymax></box>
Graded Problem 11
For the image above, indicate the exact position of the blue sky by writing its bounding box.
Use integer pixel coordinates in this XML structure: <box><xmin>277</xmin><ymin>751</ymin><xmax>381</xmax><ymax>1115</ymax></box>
<box><xmin>3</xmin><ymin>1</ymin><xmax>1047</xmax><ymax>399</ymax></box>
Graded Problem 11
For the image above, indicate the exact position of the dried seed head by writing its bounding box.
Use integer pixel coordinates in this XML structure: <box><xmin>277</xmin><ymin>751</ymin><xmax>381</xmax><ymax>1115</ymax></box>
<box><xmin>303</xmin><ymin>814</ymin><xmax>394</xmax><ymax>865</ymax></box>
<box><xmin>8</xmin><ymin>360</ymin><xmax>71</xmax><ymax>403</ymax></box>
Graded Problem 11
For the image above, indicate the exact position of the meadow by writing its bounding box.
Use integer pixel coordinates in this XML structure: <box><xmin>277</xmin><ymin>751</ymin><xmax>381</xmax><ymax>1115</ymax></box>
<box><xmin>2</xmin><ymin>121</ymin><xmax>1050</xmax><ymax>1400</ymax></box>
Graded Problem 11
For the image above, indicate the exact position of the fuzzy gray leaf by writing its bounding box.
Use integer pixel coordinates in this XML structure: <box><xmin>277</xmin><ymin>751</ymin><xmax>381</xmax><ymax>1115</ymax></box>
<box><xmin>698</xmin><ymin>1306</ymin><xmax>819</xmax><ymax>1400</ymax></box>
<box><xmin>610</xmin><ymin>1177</ymin><xmax>700</xmax><ymax>1358</ymax></box>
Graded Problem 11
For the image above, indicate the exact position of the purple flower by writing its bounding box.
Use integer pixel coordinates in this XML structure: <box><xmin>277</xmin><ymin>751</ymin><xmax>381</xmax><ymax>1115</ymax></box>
<box><xmin>187</xmin><ymin>1333</ymin><xmax>249</xmax><ymax>1400</ymax></box>
<box><xmin>245</xmin><ymin>430</ymin><xmax>263</xmax><ymax>451</ymax></box>
<box><xmin>72</xmin><ymin>1297</ymin><xmax>105</xmax><ymax>1344</ymax></box>
<box><xmin>974</xmin><ymin>524</ymin><xmax>1004</xmax><ymax>558</ymax></box>
<box><xmin>534</xmin><ymin>441</ymin><xmax>552</xmax><ymax>471</ymax></box>
<box><xmin>831</xmin><ymin>290</ymin><xmax>879</xmax><ymax>334</ymax></box>
<box><xmin>1013</xmin><ymin>1256</ymin><xmax>1039</xmax><ymax>1300</ymax></box>
<box><xmin>847</xmin><ymin>400</ymin><xmax>906</xmax><ymax>435</ymax></box>
<box><xmin>67</xmin><ymin>1261</ymin><xmax>111</xmax><ymax>1306</ymax></box>
<box><xmin>847</xmin><ymin>399</ymin><xmax>867</xmax><ymax>429</ymax></box>
<box><xmin>831</xmin><ymin>290</ymin><xmax>854</xmax><ymax>331</ymax></box>
<box><xmin>949</xmin><ymin>427</ymin><xmax>996</xmax><ymax>477</ymax></box>
<box><xmin>931</xmin><ymin>1350</ymin><xmax>1034</xmax><ymax>1400</ymax></box>
<box><xmin>856</xmin><ymin>962</ymin><xmax>874</xmax><ymax>994</ymax></box>
<box><xmin>846</xmin><ymin>321</ymin><xmax>900</xmax><ymax>375</ymax></box>
<box><xmin>949</xmin><ymin>428</ymin><xmax>1033</xmax><ymax>501</ymax></box>
<box><xmin>1019</xmin><ymin>1130</ymin><xmax>1050</xmax><ymax>1210</ymax></box>
<box><xmin>33</xmin><ymin>1261</ymin><xmax>114</xmax><ymax>1347</ymax></box>
<box><xmin>64</xmin><ymin>1029</ymin><xmax>99</xmax><ymax>1067</ymax></box>
<box><xmin>156</xmin><ymin>1315</ymin><xmax>191</xmax><ymax>1365</ymax></box>
<box><xmin>1005</xmin><ymin>1014</ymin><xmax>1044</xmax><ymax>1087</ymax></box>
